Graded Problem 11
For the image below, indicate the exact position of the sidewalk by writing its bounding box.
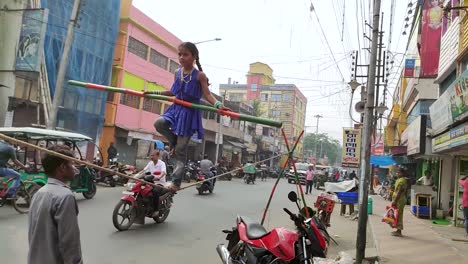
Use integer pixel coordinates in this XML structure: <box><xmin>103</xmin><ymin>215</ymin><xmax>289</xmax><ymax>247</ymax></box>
<box><xmin>368</xmin><ymin>194</ymin><xmax>468</xmax><ymax>264</ymax></box>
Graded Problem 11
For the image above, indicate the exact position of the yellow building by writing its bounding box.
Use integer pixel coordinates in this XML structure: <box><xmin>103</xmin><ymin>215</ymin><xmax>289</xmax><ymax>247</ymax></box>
<box><xmin>219</xmin><ymin>62</ymin><xmax>307</xmax><ymax>155</ymax></box>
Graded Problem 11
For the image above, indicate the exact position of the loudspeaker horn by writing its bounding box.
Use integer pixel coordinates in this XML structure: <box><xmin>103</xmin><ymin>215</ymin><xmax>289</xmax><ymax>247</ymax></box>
<box><xmin>355</xmin><ymin>101</ymin><xmax>365</xmax><ymax>113</ymax></box>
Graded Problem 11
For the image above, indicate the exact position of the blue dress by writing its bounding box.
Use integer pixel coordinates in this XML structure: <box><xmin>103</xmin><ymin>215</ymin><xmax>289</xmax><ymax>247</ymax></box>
<box><xmin>162</xmin><ymin>68</ymin><xmax>204</xmax><ymax>139</ymax></box>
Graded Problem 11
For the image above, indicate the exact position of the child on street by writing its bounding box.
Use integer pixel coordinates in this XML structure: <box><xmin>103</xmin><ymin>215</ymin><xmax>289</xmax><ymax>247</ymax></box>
<box><xmin>145</xmin><ymin>42</ymin><xmax>229</xmax><ymax>192</ymax></box>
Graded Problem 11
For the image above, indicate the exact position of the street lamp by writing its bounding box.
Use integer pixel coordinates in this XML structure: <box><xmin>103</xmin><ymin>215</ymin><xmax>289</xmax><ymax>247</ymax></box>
<box><xmin>375</xmin><ymin>102</ymin><xmax>388</xmax><ymax>115</ymax></box>
<box><xmin>348</xmin><ymin>79</ymin><xmax>361</xmax><ymax>93</ymax></box>
<box><xmin>194</xmin><ymin>38</ymin><xmax>222</xmax><ymax>45</ymax></box>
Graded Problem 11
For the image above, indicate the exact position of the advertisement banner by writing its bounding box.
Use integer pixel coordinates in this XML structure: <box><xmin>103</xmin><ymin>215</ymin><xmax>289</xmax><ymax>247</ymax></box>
<box><xmin>404</xmin><ymin>59</ymin><xmax>415</xmax><ymax>78</ymax></box>
<box><xmin>450</xmin><ymin>70</ymin><xmax>468</xmax><ymax>121</ymax></box>
<box><xmin>430</xmin><ymin>85</ymin><xmax>453</xmax><ymax>133</ymax></box>
<box><xmin>341</xmin><ymin>128</ymin><xmax>361</xmax><ymax>168</ymax></box>
<box><xmin>419</xmin><ymin>0</ymin><xmax>443</xmax><ymax>77</ymax></box>
<box><xmin>433</xmin><ymin>122</ymin><xmax>468</xmax><ymax>152</ymax></box>
<box><xmin>371</xmin><ymin>135</ymin><xmax>384</xmax><ymax>156</ymax></box>
<box><xmin>15</xmin><ymin>9</ymin><xmax>48</xmax><ymax>72</ymax></box>
<box><xmin>405</xmin><ymin>116</ymin><xmax>427</xmax><ymax>156</ymax></box>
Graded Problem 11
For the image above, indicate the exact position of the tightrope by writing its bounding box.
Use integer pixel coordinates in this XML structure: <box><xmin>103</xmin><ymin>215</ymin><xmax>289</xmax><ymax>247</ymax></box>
<box><xmin>0</xmin><ymin>132</ymin><xmax>286</xmax><ymax>192</ymax></box>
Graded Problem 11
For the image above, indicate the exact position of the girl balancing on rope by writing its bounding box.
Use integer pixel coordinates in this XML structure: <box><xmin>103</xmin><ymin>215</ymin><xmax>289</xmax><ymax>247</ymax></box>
<box><xmin>145</xmin><ymin>42</ymin><xmax>230</xmax><ymax>192</ymax></box>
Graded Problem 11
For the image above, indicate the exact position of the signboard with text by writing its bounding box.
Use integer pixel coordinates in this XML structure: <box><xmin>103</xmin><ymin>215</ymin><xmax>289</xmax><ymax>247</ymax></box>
<box><xmin>433</xmin><ymin>122</ymin><xmax>468</xmax><ymax>152</ymax></box>
<box><xmin>341</xmin><ymin>128</ymin><xmax>361</xmax><ymax>168</ymax></box>
<box><xmin>404</xmin><ymin>59</ymin><xmax>416</xmax><ymax>77</ymax></box>
<box><xmin>15</xmin><ymin>9</ymin><xmax>48</xmax><ymax>72</ymax></box>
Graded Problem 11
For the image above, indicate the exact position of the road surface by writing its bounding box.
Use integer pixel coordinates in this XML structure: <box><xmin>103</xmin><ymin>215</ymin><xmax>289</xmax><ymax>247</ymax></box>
<box><xmin>0</xmin><ymin>178</ymin><xmax>360</xmax><ymax>263</ymax></box>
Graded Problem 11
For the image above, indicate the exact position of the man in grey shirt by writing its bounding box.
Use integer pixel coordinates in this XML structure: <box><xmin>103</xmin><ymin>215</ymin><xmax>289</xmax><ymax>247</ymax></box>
<box><xmin>200</xmin><ymin>155</ymin><xmax>215</xmax><ymax>186</ymax></box>
<box><xmin>28</xmin><ymin>145</ymin><xmax>83</xmax><ymax>264</ymax></box>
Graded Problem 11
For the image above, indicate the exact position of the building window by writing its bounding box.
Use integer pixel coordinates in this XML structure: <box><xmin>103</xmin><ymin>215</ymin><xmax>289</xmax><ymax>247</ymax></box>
<box><xmin>169</xmin><ymin>60</ymin><xmax>179</xmax><ymax>73</ymax></box>
<box><xmin>271</xmin><ymin>109</ymin><xmax>280</xmax><ymax>117</ymax></box>
<box><xmin>283</xmin><ymin>95</ymin><xmax>292</xmax><ymax>102</ymax></box>
<box><xmin>251</xmin><ymin>83</ymin><xmax>257</xmax><ymax>92</ymax></box>
<box><xmin>263</xmin><ymin>127</ymin><xmax>270</xmax><ymax>136</ymax></box>
<box><xmin>271</xmin><ymin>94</ymin><xmax>282</xmax><ymax>102</ymax></box>
<box><xmin>229</xmin><ymin>93</ymin><xmax>244</xmax><ymax>102</ymax></box>
<box><xmin>106</xmin><ymin>92</ymin><xmax>114</xmax><ymax>102</ymax></box>
<box><xmin>150</xmin><ymin>49</ymin><xmax>168</xmax><ymax>70</ymax></box>
<box><xmin>260</xmin><ymin>93</ymin><xmax>268</xmax><ymax>101</ymax></box>
<box><xmin>128</xmin><ymin>37</ymin><xmax>148</xmax><ymax>60</ymax></box>
<box><xmin>14</xmin><ymin>77</ymin><xmax>37</xmax><ymax>101</ymax></box>
<box><xmin>120</xmin><ymin>94</ymin><xmax>140</xmax><ymax>109</ymax></box>
<box><xmin>142</xmin><ymin>98</ymin><xmax>162</xmax><ymax>114</ymax></box>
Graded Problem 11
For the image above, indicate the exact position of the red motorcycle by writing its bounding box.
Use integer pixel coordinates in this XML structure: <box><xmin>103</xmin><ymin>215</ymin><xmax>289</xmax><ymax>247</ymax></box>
<box><xmin>112</xmin><ymin>171</ymin><xmax>173</xmax><ymax>231</ymax></box>
<box><xmin>217</xmin><ymin>191</ymin><xmax>331</xmax><ymax>264</ymax></box>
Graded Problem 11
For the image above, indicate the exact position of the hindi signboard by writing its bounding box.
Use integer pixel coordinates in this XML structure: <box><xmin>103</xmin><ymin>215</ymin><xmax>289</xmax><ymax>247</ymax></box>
<box><xmin>341</xmin><ymin>128</ymin><xmax>361</xmax><ymax>168</ymax></box>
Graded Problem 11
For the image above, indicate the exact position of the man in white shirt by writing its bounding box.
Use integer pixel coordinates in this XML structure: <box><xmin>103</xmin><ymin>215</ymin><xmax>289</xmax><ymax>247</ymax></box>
<box><xmin>143</xmin><ymin>150</ymin><xmax>166</xmax><ymax>217</ymax></box>
<box><xmin>416</xmin><ymin>170</ymin><xmax>434</xmax><ymax>187</ymax></box>
<box><xmin>144</xmin><ymin>150</ymin><xmax>167</xmax><ymax>184</ymax></box>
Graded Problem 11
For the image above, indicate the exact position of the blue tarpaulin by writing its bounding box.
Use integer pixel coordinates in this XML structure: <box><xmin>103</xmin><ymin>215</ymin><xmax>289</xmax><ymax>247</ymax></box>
<box><xmin>370</xmin><ymin>156</ymin><xmax>395</xmax><ymax>166</ymax></box>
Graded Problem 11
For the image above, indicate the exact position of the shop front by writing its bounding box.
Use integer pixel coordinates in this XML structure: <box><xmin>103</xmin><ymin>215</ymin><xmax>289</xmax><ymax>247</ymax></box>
<box><xmin>432</xmin><ymin>122</ymin><xmax>468</xmax><ymax>226</ymax></box>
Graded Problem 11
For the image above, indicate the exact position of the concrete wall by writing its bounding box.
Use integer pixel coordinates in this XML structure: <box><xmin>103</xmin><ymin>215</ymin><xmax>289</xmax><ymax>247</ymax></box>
<box><xmin>439</xmin><ymin>156</ymin><xmax>455</xmax><ymax>211</ymax></box>
<box><xmin>0</xmin><ymin>0</ymin><xmax>25</xmax><ymax>126</ymax></box>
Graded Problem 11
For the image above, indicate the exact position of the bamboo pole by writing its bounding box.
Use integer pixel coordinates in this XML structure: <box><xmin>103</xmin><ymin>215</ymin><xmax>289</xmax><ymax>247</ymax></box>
<box><xmin>68</xmin><ymin>80</ymin><xmax>283</xmax><ymax>128</ymax></box>
<box><xmin>0</xmin><ymin>133</ymin><xmax>161</xmax><ymax>189</ymax></box>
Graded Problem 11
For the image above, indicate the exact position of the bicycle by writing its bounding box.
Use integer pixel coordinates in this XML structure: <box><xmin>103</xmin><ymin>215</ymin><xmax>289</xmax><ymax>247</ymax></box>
<box><xmin>0</xmin><ymin>175</ymin><xmax>40</xmax><ymax>214</ymax></box>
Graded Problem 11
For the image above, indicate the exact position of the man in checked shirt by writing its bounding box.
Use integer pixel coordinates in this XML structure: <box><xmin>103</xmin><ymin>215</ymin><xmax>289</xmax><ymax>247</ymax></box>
<box><xmin>28</xmin><ymin>144</ymin><xmax>83</xmax><ymax>264</ymax></box>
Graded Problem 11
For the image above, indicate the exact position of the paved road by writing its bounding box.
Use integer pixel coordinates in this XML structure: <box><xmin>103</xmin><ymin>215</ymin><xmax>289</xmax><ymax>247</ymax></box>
<box><xmin>0</xmin><ymin>178</ymin><xmax>358</xmax><ymax>263</ymax></box>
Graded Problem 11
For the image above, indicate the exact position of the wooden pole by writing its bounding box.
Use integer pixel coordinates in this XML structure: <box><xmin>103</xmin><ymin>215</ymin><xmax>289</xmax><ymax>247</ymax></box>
<box><xmin>0</xmin><ymin>133</ymin><xmax>160</xmax><ymax>188</ymax></box>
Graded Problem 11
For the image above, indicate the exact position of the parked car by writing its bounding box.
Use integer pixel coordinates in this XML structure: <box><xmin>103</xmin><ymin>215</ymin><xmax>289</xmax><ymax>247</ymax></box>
<box><xmin>287</xmin><ymin>163</ymin><xmax>312</xmax><ymax>185</ymax></box>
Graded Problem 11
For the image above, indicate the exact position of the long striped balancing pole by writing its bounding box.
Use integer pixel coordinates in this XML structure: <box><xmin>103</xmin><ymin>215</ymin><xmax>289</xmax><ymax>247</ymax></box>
<box><xmin>68</xmin><ymin>80</ymin><xmax>282</xmax><ymax>128</ymax></box>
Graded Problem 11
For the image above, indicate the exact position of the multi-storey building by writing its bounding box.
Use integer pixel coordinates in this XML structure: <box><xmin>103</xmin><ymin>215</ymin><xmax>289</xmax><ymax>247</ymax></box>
<box><xmin>0</xmin><ymin>0</ymin><xmax>119</xmax><ymax>160</ymax></box>
<box><xmin>219</xmin><ymin>62</ymin><xmax>307</xmax><ymax>156</ymax></box>
<box><xmin>100</xmin><ymin>0</ymin><xmax>182</xmax><ymax>167</ymax></box>
<box><xmin>386</xmin><ymin>0</ymin><xmax>468</xmax><ymax>225</ymax></box>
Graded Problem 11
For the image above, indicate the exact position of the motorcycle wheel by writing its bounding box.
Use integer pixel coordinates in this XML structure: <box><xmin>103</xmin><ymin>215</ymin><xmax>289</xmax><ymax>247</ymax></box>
<box><xmin>154</xmin><ymin>209</ymin><xmax>170</xmax><ymax>223</ymax></box>
<box><xmin>112</xmin><ymin>200</ymin><xmax>136</xmax><ymax>231</ymax></box>
<box><xmin>198</xmin><ymin>188</ymin><xmax>203</xmax><ymax>195</ymax></box>
<box><xmin>82</xmin><ymin>182</ymin><xmax>97</xmax><ymax>199</ymax></box>
<box><xmin>109</xmin><ymin>178</ymin><xmax>117</xmax><ymax>187</ymax></box>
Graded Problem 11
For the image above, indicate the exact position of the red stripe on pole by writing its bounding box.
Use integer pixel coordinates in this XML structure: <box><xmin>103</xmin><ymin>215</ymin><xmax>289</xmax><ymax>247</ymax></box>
<box><xmin>126</xmin><ymin>89</ymin><xmax>144</xmax><ymax>96</ymax></box>
<box><xmin>173</xmin><ymin>98</ymin><xmax>192</xmax><ymax>108</ymax></box>
<box><xmin>85</xmin><ymin>83</ymin><xmax>107</xmax><ymax>91</ymax></box>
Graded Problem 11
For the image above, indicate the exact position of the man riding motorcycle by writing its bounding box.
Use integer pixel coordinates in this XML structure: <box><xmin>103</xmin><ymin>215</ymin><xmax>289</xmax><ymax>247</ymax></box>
<box><xmin>0</xmin><ymin>141</ymin><xmax>28</xmax><ymax>198</ymax></box>
<box><xmin>139</xmin><ymin>150</ymin><xmax>167</xmax><ymax>218</ymax></box>
<box><xmin>199</xmin><ymin>155</ymin><xmax>215</xmax><ymax>186</ymax></box>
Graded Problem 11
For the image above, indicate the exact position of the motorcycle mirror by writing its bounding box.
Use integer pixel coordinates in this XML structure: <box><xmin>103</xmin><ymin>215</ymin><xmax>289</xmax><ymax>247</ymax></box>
<box><xmin>288</xmin><ymin>191</ymin><xmax>298</xmax><ymax>203</ymax></box>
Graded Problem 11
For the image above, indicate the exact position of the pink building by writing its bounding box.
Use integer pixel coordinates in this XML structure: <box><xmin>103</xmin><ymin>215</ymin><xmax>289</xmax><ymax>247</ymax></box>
<box><xmin>100</xmin><ymin>0</ymin><xmax>183</xmax><ymax>167</ymax></box>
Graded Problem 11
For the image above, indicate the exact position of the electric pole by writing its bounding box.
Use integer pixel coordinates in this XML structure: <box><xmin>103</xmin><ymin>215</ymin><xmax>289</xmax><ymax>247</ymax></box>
<box><xmin>356</xmin><ymin>0</ymin><xmax>381</xmax><ymax>263</ymax></box>
<box><xmin>313</xmin><ymin>114</ymin><xmax>323</xmax><ymax>162</ymax></box>
<box><xmin>47</xmin><ymin>0</ymin><xmax>81</xmax><ymax>129</ymax></box>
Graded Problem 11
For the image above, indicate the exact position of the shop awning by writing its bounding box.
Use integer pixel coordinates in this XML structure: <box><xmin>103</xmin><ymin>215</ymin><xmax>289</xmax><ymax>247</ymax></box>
<box><xmin>227</xmin><ymin>141</ymin><xmax>247</xmax><ymax>149</ymax></box>
<box><xmin>370</xmin><ymin>156</ymin><xmax>395</xmax><ymax>166</ymax></box>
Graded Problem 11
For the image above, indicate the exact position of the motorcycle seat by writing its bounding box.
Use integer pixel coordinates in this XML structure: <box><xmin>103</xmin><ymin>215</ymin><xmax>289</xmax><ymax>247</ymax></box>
<box><xmin>239</xmin><ymin>216</ymin><xmax>269</xmax><ymax>240</ymax></box>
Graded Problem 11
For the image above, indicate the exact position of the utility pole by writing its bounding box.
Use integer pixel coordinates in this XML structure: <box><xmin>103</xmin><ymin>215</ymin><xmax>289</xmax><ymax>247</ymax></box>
<box><xmin>313</xmin><ymin>114</ymin><xmax>323</xmax><ymax>162</ymax></box>
<box><xmin>356</xmin><ymin>0</ymin><xmax>381</xmax><ymax>263</ymax></box>
<box><xmin>214</xmin><ymin>93</ymin><xmax>226</xmax><ymax>161</ymax></box>
<box><xmin>47</xmin><ymin>0</ymin><xmax>81</xmax><ymax>129</ymax></box>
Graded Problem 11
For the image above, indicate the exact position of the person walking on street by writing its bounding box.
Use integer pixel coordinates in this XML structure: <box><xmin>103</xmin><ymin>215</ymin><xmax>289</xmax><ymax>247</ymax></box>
<box><xmin>0</xmin><ymin>141</ymin><xmax>28</xmax><ymax>198</ymax></box>
<box><xmin>107</xmin><ymin>142</ymin><xmax>117</xmax><ymax>160</ymax></box>
<box><xmin>459</xmin><ymin>175</ymin><xmax>468</xmax><ymax>237</ymax></box>
<box><xmin>391</xmin><ymin>167</ymin><xmax>408</xmax><ymax>237</ymax></box>
<box><xmin>305</xmin><ymin>165</ymin><xmax>315</xmax><ymax>194</ymax></box>
<box><xmin>28</xmin><ymin>145</ymin><xmax>82</xmax><ymax>264</ymax></box>
<box><xmin>146</xmin><ymin>42</ymin><xmax>230</xmax><ymax>192</ymax></box>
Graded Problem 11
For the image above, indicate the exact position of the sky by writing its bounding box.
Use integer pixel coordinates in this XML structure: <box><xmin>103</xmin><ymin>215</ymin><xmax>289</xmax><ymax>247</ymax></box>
<box><xmin>132</xmin><ymin>0</ymin><xmax>410</xmax><ymax>143</ymax></box>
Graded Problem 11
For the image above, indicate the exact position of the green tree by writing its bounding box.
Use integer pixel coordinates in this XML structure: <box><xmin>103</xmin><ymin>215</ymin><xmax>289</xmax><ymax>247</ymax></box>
<box><xmin>251</xmin><ymin>99</ymin><xmax>265</xmax><ymax>117</ymax></box>
<box><xmin>303</xmin><ymin>133</ymin><xmax>342</xmax><ymax>166</ymax></box>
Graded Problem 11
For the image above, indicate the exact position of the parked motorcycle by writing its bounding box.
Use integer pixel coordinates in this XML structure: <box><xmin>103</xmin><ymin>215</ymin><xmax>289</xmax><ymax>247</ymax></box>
<box><xmin>379</xmin><ymin>179</ymin><xmax>395</xmax><ymax>201</ymax></box>
<box><xmin>217</xmin><ymin>165</ymin><xmax>232</xmax><ymax>181</ymax></box>
<box><xmin>112</xmin><ymin>171</ymin><xmax>173</xmax><ymax>231</ymax></box>
<box><xmin>184</xmin><ymin>160</ymin><xmax>198</xmax><ymax>183</ymax></box>
<box><xmin>95</xmin><ymin>158</ymin><xmax>118</xmax><ymax>187</ymax></box>
<box><xmin>196</xmin><ymin>167</ymin><xmax>217</xmax><ymax>195</ymax></box>
<box><xmin>217</xmin><ymin>191</ymin><xmax>330</xmax><ymax>264</ymax></box>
